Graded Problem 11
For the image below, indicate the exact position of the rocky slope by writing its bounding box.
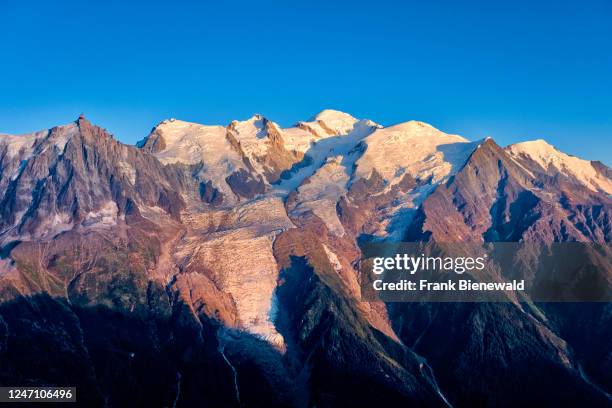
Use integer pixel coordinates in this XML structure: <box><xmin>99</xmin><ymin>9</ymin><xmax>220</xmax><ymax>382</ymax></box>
<box><xmin>0</xmin><ymin>110</ymin><xmax>610</xmax><ymax>407</ymax></box>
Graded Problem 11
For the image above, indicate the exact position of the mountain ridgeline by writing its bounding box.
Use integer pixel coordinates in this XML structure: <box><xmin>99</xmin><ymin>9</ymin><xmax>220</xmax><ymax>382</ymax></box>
<box><xmin>0</xmin><ymin>111</ymin><xmax>610</xmax><ymax>407</ymax></box>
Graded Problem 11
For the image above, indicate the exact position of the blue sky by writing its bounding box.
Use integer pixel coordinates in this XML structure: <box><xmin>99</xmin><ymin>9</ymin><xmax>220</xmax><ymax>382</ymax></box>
<box><xmin>1</xmin><ymin>0</ymin><xmax>610</xmax><ymax>163</ymax></box>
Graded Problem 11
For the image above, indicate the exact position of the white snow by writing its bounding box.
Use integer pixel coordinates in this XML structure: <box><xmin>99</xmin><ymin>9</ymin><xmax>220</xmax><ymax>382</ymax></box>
<box><xmin>38</xmin><ymin>212</ymin><xmax>73</xmax><ymax>238</ymax></box>
<box><xmin>117</xmin><ymin>161</ymin><xmax>136</xmax><ymax>185</ymax></box>
<box><xmin>47</xmin><ymin>124</ymin><xmax>75</xmax><ymax>153</ymax></box>
<box><xmin>151</xmin><ymin>120</ymin><xmax>237</xmax><ymax>166</ymax></box>
<box><xmin>280</xmin><ymin>126</ymin><xmax>320</xmax><ymax>153</ymax></box>
<box><xmin>290</xmin><ymin>109</ymin><xmax>361</xmax><ymax>140</ymax></box>
<box><xmin>350</xmin><ymin>121</ymin><xmax>480</xmax><ymax>239</ymax></box>
<box><xmin>0</xmin><ymin>124</ymin><xmax>75</xmax><ymax>161</ymax></box>
<box><xmin>227</xmin><ymin>114</ymin><xmax>277</xmax><ymax>176</ymax></box>
<box><xmin>289</xmin><ymin>156</ymin><xmax>351</xmax><ymax>236</ymax></box>
<box><xmin>354</xmin><ymin>120</ymin><xmax>477</xmax><ymax>184</ymax></box>
<box><xmin>275</xmin><ymin>119</ymin><xmax>378</xmax><ymax>194</ymax></box>
<box><xmin>147</xmin><ymin>112</ymin><xmax>380</xmax><ymax>205</ymax></box>
<box><xmin>149</xmin><ymin>119</ymin><xmax>250</xmax><ymax>202</ymax></box>
<box><xmin>281</xmin><ymin>117</ymin><xmax>384</xmax><ymax>237</ymax></box>
<box><xmin>281</xmin><ymin>118</ymin><xmax>479</xmax><ymax>240</ymax></box>
<box><xmin>507</xmin><ymin>139</ymin><xmax>612</xmax><ymax>194</ymax></box>
<box><xmin>177</xmin><ymin>197</ymin><xmax>293</xmax><ymax>349</ymax></box>
<box><xmin>309</xmin><ymin>109</ymin><xmax>359</xmax><ymax>135</ymax></box>
<box><xmin>83</xmin><ymin>201</ymin><xmax>119</xmax><ymax>227</ymax></box>
<box><xmin>322</xmin><ymin>243</ymin><xmax>343</xmax><ymax>272</ymax></box>
<box><xmin>10</xmin><ymin>160</ymin><xmax>28</xmax><ymax>181</ymax></box>
<box><xmin>388</xmin><ymin>184</ymin><xmax>439</xmax><ymax>240</ymax></box>
<box><xmin>229</xmin><ymin>115</ymin><xmax>269</xmax><ymax>151</ymax></box>
<box><xmin>0</xmin><ymin>130</ymin><xmax>47</xmax><ymax>159</ymax></box>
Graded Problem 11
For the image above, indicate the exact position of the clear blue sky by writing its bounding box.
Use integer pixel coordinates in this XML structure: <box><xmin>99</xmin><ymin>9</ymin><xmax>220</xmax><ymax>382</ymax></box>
<box><xmin>1</xmin><ymin>0</ymin><xmax>610</xmax><ymax>163</ymax></box>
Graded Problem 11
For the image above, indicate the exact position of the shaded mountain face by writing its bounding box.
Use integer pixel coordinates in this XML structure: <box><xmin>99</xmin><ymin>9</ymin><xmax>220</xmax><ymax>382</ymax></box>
<box><xmin>0</xmin><ymin>111</ymin><xmax>610</xmax><ymax>407</ymax></box>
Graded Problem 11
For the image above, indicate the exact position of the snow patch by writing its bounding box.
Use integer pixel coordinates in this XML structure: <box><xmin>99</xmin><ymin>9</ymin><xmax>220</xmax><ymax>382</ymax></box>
<box><xmin>118</xmin><ymin>161</ymin><xmax>136</xmax><ymax>185</ymax></box>
<box><xmin>83</xmin><ymin>201</ymin><xmax>119</xmax><ymax>226</ymax></box>
<box><xmin>322</xmin><ymin>244</ymin><xmax>342</xmax><ymax>272</ymax></box>
<box><xmin>0</xmin><ymin>131</ymin><xmax>44</xmax><ymax>159</ymax></box>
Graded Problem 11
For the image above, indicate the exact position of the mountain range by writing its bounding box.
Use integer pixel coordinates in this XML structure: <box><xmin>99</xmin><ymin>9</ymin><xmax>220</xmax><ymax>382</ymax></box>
<box><xmin>0</xmin><ymin>110</ymin><xmax>610</xmax><ymax>407</ymax></box>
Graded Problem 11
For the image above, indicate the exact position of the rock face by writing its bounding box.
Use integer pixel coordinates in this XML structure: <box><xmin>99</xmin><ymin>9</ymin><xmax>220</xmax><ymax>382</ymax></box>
<box><xmin>0</xmin><ymin>111</ymin><xmax>611</xmax><ymax>407</ymax></box>
<box><xmin>397</xmin><ymin>138</ymin><xmax>612</xmax><ymax>406</ymax></box>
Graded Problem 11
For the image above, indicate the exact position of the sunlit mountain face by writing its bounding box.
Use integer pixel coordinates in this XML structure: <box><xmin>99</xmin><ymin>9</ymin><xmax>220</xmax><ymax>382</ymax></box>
<box><xmin>0</xmin><ymin>111</ymin><xmax>610</xmax><ymax>407</ymax></box>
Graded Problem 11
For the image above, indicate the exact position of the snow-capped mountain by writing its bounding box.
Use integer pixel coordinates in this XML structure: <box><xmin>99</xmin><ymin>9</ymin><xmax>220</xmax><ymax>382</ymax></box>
<box><xmin>506</xmin><ymin>139</ymin><xmax>612</xmax><ymax>193</ymax></box>
<box><xmin>0</xmin><ymin>111</ymin><xmax>610</xmax><ymax>407</ymax></box>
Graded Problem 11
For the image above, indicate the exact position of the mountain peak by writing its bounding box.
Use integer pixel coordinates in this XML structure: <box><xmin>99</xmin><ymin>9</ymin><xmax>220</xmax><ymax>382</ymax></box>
<box><xmin>507</xmin><ymin>139</ymin><xmax>612</xmax><ymax>193</ymax></box>
<box><xmin>312</xmin><ymin>109</ymin><xmax>356</xmax><ymax>120</ymax></box>
<box><xmin>312</xmin><ymin>109</ymin><xmax>355</xmax><ymax>120</ymax></box>
<box><xmin>509</xmin><ymin>138</ymin><xmax>556</xmax><ymax>150</ymax></box>
<box><xmin>76</xmin><ymin>113</ymin><xmax>91</xmax><ymax>127</ymax></box>
<box><xmin>249</xmin><ymin>113</ymin><xmax>265</xmax><ymax>121</ymax></box>
<box><xmin>506</xmin><ymin>139</ymin><xmax>565</xmax><ymax>163</ymax></box>
<box><xmin>389</xmin><ymin>120</ymin><xmax>438</xmax><ymax>133</ymax></box>
<box><xmin>230</xmin><ymin>114</ymin><xmax>266</xmax><ymax>125</ymax></box>
<box><xmin>354</xmin><ymin>119</ymin><xmax>474</xmax><ymax>187</ymax></box>
<box><xmin>310</xmin><ymin>109</ymin><xmax>358</xmax><ymax>133</ymax></box>
<box><xmin>155</xmin><ymin>118</ymin><xmax>185</xmax><ymax>128</ymax></box>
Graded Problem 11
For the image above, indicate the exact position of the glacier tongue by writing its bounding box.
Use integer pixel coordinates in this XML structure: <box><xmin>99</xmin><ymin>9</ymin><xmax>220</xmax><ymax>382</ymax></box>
<box><xmin>176</xmin><ymin>197</ymin><xmax>293</xmax><ymax>350</ymax></box>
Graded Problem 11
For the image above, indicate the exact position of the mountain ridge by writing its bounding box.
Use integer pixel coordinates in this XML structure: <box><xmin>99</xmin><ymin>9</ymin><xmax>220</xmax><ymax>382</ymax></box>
<box><xmin>0</xmin><ymin>111</ymin><xmax>611</xmax><ymax>407</ymax></box>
